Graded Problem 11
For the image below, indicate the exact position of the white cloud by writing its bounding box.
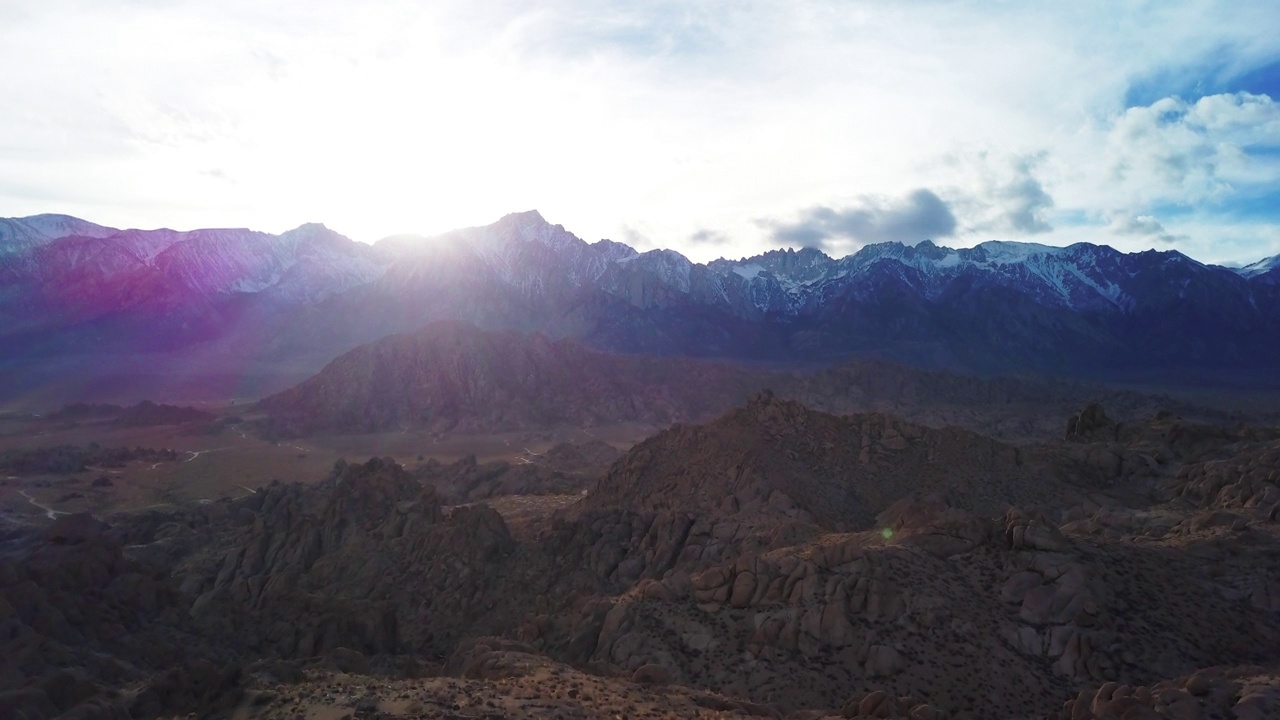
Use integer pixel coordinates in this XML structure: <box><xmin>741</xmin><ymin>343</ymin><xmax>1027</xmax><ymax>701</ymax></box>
<box><xmin>1102</xmin><ymin>93</ymin><xmax>1280</xmax><ymax>206</ymax></box>
<box><xmin>1107</xmin><ymin>213</ymin><xmax>1183</xmax><ymax>245</ymax></box>
<box><xmin>938</xmin><ymin>152</ymin><xmax>1055</xmax><ymax>238</ymax></box>
<box><xmin>0</xmin><ymin>1</ymin><xmax>1279</xmax><ymax>265</ymax></box>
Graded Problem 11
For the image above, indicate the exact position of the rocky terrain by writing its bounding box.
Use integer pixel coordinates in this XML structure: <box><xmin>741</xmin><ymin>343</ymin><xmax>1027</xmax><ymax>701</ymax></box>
<box><xmin>46</xmin><ymin>402</ymin><xmax>216</xmax><ymax>428</ymax></box>
<box><xmin>3</xmin><ymin>394</ymin><xmax>1279</xmax><ymax>719</ymax></box>
<box><xmin>0</xmin><ymin>444</ymin><xmax>180</xmax><ymax>476</ymax></box>
<box><xmin>254</xmin><ymin>321</ymin><xmax>765</xmax><ymax>437</ymax></box>
<box><xmin>411</xmin><ymin>440</ymin><xmax>621</xmax><ymax>505</ymax></box>
<box><xmin>256</xmin><ymin>322</ymin><xmax>1251</xmax><ymax>443</ymax></box>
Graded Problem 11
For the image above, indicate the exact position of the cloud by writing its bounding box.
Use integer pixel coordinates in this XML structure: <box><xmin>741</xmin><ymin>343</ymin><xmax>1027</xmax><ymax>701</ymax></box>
<box><xmin>618</xmin><ymin>224</ymin><xmax>655</xmax><ymax>251</ymax></box>
<box><xmin>688</xmin><ymin>228</ymin><xmax>730</xmax><ymax>245</ymax></box>
<box><xmin>946</xmin><ymin>153</ymin><xmax>1055</xmax><ymax>236</ymax></box>
<box><xmin>1033</xmin><ymin>90</ymin><xmax>1280</xmax><ymax>258</ymax></box>
<box><xmin>1107</xmin><ymin>213</ymin><xmax>1183</xmax><ymax>244</ymax></box>
<box><xmin>2</xmin><ymin>2</ymin><xmax>1280</xmax><ymax>266</ymax></box>
<box><xmin>992</xmin><ymin>159</ymin><xmax>1054</xmax><ymax>234</ymax></box>
<box><xmin>760</xmin><ymin>189</ymin><xmax>956</xmax><ymax>253</ymax></box>
<box><xmin>1104</xmin><ymin>92</ymin><xmax>1280</xmax><ymax>207</ymax></box>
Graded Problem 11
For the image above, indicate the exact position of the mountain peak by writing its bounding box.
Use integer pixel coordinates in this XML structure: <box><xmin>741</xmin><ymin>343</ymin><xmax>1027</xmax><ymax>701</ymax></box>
<box><xmin>1</xmin><ymin>214</ymin><xmax>118</xmax><ymax>252</ymax></box>
<box><xmin>499</xmin><ymin>209</ymin><xmax>547</xmax><ymax>225</ymax></box>
<box><xmin>1238</xmin><ymin>252</ymin><xmax>1280</xmax><ymax>278</ymax></box>
<box><xmin>20</xmin><ymin>212</ymin><xmax>89</xmax><ymax>224</ymax></box>
<box><xmin>971</xmin><ymin>240</ymin><xmax>1068</xmax><ymax>262</ymax></box>
<box><xmin>280</xmin><ymin>222</ymin><xmax>344</xmax><ymax>243</ymax></box>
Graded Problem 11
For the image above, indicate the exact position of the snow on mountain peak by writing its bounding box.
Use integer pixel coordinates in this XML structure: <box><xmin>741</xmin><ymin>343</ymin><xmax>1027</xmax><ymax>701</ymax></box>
<box><xmin>811</xmin><ymin>239</ymin><xmax>1139</xmax><ymax>310</ymax></box>
<box><xmin>1238</xmin><ymin>252</ymin><xmax>1280</xmax><ymax>278</ymax></box>
<box><xmin>0</xmin><ymin>214</ymin><xmax>118</xmax><ymax>253</ymax></box>
<box><xmin>8</xmin><ymin>210</ymin><xmax>1263</xmax><ymax>328</ymax></box>
<box><xmin>971</xmin><ymin>240</ymin><xmax>1068</xmax><ymax>264</ymax></box>
<box><xmin>592</xmin><ymin>239</ymin><xmax>639</xmax><ymax>262</ymax></box>
<box><xmin>503</xmin><ymin>209</ymin><xmax>546</xmax><ymax>224</ymax></box>
<box><xmin>281</xmin><ymin>222</ymin><xmax>332</xmax><ymax>238</ymax></box>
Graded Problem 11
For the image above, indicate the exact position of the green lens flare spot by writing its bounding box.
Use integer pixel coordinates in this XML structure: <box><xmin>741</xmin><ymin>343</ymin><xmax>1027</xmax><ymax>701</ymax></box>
<box><xmin>880</xmin><ymin>528</ymin><xmax>893</xmax><ymax>540</ymax></box>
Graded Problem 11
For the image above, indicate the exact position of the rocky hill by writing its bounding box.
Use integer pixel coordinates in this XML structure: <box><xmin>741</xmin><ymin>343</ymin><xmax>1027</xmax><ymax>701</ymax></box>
<box><xmin>579</xmin><ymin>391</ymin><xmax>1074</xmax><ymax>530</ymax></box>
<box><xmin>5</xmin><ymin>396</ymin><xmax>1280</xmax><ymax>719</ymax></box>
<box><xmin>47</xmin><ymin>400</ymin><xmax>215</xmax><ymax>427</ymax></box>
<box><xmin>776</xmin><ymin>359</ymin><xmax>1235</xmax><ymax>445</ymax></box>
<box><xmin>254</xmin><ymin>321</ymin><xmax>766</xmax><ymax>436</ymax></box>
<box><xmin>255</xmin><ymin>322</ymin><xmax>1244</xmax><ymax>443</ymax></box>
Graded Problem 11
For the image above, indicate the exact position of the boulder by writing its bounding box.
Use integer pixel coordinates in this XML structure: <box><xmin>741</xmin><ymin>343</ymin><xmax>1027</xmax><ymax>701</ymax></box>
<box><xmin>864</xmin><ymin>645</ymin><xmax>904</xmax><ymax>677</ymax></box>
<box><xmin>631</xmin><ymin>664</ymin><xmax>671</xmax><ymax>685</ymax></box>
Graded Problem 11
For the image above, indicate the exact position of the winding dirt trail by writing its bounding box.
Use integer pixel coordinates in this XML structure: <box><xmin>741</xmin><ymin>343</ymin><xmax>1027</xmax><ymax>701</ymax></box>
<box><xmin>18</xmin><ymin>490</ymin><xmax>65</xmax><ymax>520</ymax></box>
<box><xmin>184</xmin><ymin>448</ymin><xmax>229</xmax><ymax>463</ymax></box>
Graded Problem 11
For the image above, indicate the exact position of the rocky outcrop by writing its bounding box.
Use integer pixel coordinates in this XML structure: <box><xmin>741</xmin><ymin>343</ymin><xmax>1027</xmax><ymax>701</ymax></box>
<box><xmin>1174</xmin><ymin>440</ymin><xmax>1280</xmax><ymax>513</ymax></box>
<box><xmin>170</xmin><ymin>458</ymin><xmax>532</xmax><ymax>659</ymax></box>
<box><xmin>998</xmin><ymin>509</ymin><xmax>1120</xmax><ymax>682</ymax></box>
<box><xmin>582</xmin><ymin>392</ymin><xmax>1083</xmax><ymax>532</ymax></box>
<box><xmin>412</xmin><ymin>447</ymin><xmax>613</xmax><ymax>505</ymax></box>
<box><xmin>1067</xmin><ymin>403</ymin><xmax>1119</xmax><ymax>443</ymax></box>
<box><xmin>876</xmin><ymin>494</ymin><xmax>994</xmax><ymax>558</ymax></box>
<box><xmin>1058</xmin><ymin>666</ymin><xmax>1280</xmax><ymax>720</ymax></box>
<box><xmin>0</xmin><ymin>509</ymin><xmax>242</xmax><ymax>720</ymax></box>
<box><xmin>841</xmin><ymin>691</ymin><xmax>945</xmax><ymax>719</ymax></box>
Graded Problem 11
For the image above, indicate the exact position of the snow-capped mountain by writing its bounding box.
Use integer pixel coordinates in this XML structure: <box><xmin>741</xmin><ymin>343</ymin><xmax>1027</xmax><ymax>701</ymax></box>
<box><xmin>1236</xmin><ymin>253</ymin><xmax>1280</xmax><ymax>284</ymax></box>
<box><xmin>372</xmin><ymin>212</ymin><xmax>1270</xmax><ymax>327</ymax></box>
<box><xmin>0</xmin><ymin>214</ymin><xmax>117</xmax><ymax>254</ymax></box>
<box><xmin>1</xmin><ymin>209</ymin><xmax>1278</xmax><ymax>404</ymax></box>
<box><xmin>700</xmin><ymin>239</ymin><xmax>1247</xmax><ymax>318</ymax></box>
<box><xmin>153</xmin><ymin>223</ymin><xmax>384</xmax><ymax>300</ymax></box>
<box><xmin>0</xmin><ymin>219</ymin><xmax>385</xmax><ymax>336</ymax></box>
<box><xmin>346</xmin><ymin>211</ymin><xmax>1278</xmax><ymax>375</ymax></box>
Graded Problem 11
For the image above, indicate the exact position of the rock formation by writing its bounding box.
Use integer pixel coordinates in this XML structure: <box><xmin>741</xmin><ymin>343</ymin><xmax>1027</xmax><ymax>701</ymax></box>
<box><xmin>4</xmin><ymin>399</ymin><xmax>1280</xmax><ymax>719</ymax></box>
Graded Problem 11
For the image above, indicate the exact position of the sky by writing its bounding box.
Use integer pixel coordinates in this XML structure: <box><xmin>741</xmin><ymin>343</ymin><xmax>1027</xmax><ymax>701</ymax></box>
<box><xmin>2</xmin><ymin>0</ymin><xmax>1279</xmax><ymax>265</ymax></box>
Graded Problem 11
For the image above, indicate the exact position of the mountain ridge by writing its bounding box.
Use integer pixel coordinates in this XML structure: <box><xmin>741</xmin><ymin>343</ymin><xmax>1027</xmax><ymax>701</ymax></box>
<box><xmin>254</xmin><ymin>320</ymin><xmax>766</xmax><ymax>437</ymax></box>
<box><xmin>6</xmin><ymin>208</ymin><xmax>1276</xmax><ymax>275</ymax></box>
<box><xmin>255</xmin><ymin>321</ymin><xmax>1249</xmax><ymax>443</ymax></box>
<box><xmin>2</xmin><ymin>210</ymin><xmax>1279</xmax><ymax>404</ymax></box>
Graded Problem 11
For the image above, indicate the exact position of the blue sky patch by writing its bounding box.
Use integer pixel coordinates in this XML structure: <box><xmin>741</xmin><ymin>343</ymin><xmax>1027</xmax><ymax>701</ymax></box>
<box><xmin>1125</xmin><ymin>52</ymin><xmax>1280</xmax><ymax>108</ymax></box>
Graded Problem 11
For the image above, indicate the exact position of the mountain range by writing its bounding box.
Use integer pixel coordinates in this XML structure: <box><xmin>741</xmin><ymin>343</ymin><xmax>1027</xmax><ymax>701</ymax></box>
<box><xmin>2</xmin><ymin>210</ymin><xmax>1278</xmax><ymax>404</ymax></box>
